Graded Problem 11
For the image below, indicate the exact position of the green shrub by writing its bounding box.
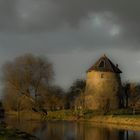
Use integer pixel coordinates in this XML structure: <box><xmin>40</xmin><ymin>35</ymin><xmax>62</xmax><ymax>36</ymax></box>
<box><xmin>43</xmin><ymin>110</ymin><xmax>75</xmax><ymax>121</ymax></box>
<box><xmin>83</xmin><ymin>110</ymin><xmax>106</xmax><ymax>119</ymax></box>
<box><xmin>106</xmin><ymin>109</ymin><xmax>133</xmax><ymax>115</ymax></box>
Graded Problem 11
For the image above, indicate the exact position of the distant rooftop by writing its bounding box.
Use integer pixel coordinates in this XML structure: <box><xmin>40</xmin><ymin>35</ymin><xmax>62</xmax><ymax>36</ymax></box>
<box><xmin>87</xmin><ymin>54</ymin><xmax>122</xmax><ymax>73</ymax></box>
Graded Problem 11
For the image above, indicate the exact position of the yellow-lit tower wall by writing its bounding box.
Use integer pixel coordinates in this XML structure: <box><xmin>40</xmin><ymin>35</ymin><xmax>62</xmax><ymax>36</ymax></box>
<box><xmin>85</xmin><ymin>55</ymin><xmax>122</xmax><ymax>110</ymax></box>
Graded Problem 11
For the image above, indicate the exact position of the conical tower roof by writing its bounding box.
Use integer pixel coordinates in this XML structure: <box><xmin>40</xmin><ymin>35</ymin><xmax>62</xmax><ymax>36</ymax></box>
<box><xmin>87</xmin><ymin>55</ymin><xmax>122</xmax><ymax>73</ymax></box>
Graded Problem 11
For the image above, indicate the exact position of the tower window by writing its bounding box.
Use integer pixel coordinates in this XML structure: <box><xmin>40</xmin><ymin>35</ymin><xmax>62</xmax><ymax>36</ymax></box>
<box><xmin>99</xmin><ymin>60</ymin><xmax>105</xmax><ymax>68</ymax></box>
<box><xmin>101</xmin><ymin>73</ymin><xmax>104</xmax><ymax>78</ymax></box>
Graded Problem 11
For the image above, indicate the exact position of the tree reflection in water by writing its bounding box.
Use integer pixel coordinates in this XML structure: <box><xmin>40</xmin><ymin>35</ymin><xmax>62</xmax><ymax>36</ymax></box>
<box><xmin>5</xmin><ymin>120</ymin><xmax>140</xmax><ymax>140</ymax></box>
<box><xmin>33</xmin><ymin>122</ymin><xmax>140</xmax><ymax>140</ymax></box>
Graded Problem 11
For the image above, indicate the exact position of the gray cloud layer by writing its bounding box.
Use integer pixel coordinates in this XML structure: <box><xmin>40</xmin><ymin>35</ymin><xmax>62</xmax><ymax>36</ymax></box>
<box><xmin>0</xmin><ymin>0</ymin><xmax>139</xmax><ymax>31</ymax></box>
<box><xmin>0</xmin><ymin>0</ymin><xmax>140</xmax><ymax>89</ymax></box>
<box><xmin>0</xmin><ymin>0</ymin><xmax>139</xmax><ymax>49</ymax></box>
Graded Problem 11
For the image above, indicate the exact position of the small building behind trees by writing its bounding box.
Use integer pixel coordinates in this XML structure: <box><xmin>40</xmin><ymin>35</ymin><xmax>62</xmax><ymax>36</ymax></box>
<box><xmin>85</xmin><ymin>55</ymin><xmax>123</xmax><ymax>111</ymax></box>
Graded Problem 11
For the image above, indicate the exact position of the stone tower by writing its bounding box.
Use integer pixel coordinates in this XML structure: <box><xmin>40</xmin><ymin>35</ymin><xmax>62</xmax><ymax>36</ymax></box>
<box><xmin>85</xmin><ymin>55</ymin><xmax>122</xmax><ymax>110</ymax></box>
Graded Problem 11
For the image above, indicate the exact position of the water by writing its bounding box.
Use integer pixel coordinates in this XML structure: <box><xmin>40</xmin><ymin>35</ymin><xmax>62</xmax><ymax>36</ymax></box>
<box><xmin>33</xmin><ymin>121</ymin><xmax>140</xmax><ymax>140</ymax></box>
<box><xmin>3</xmin><ymin>120</ymin><xmax>140</xmax><ymax>140</ymax></box>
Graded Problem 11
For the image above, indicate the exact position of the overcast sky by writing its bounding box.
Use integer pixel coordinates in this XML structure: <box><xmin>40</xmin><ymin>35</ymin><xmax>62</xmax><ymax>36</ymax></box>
<box><xmin>0</xmin><ymin>0</ymin><xmax>140</xmax><ymax>92</ymax></box>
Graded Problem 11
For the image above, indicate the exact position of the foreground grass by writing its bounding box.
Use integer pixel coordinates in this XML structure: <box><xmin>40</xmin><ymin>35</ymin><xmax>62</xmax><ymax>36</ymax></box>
<box><xmin>0</xmin><ymin>125</ymin><xmax>39</xmax><ymax>140</ymax></box>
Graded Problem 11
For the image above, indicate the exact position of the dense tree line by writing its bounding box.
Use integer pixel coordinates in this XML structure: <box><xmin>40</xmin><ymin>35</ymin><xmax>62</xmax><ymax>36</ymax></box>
<box><xmin>2</xmin><ymin>53</ymin><xmax>140</xmax><ymax>115</ymax></box>
<box><xmin>66</xmin><ymin>79</ymin><xmax>86</xmax><ymax>109</ymax></box>
<box><xmin>2</xmin><ymin>53</ymin><xmax>85</xmax><ymax>112</ymax></box>
<box><xmin>123</xmin><ymin>82</ymin><xmax>140</xmax><ymax>114</ymax></box>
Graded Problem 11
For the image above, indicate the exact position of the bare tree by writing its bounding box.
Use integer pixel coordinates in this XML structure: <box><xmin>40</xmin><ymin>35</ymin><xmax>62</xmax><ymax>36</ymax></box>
<box><xmin>2</xmin><ymin>54</ymin><xmax>54</xmax><ymax>113</ymax></box>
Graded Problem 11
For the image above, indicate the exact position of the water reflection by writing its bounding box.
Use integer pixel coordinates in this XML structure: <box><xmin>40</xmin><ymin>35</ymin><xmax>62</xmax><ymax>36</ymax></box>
<box><xmin>33</xmin><ymin>122</ymin><xmax>140</xmax><ymax>140</ymax></box>
<box><xmin>4</xmin><ymin>120</ymin><xmax>140</xmax><ymax>140</ymax></box>
<box><xmin>35</xmin><ymin>121</ymin><xmax>76</xmax><ymax>140</ymax></box>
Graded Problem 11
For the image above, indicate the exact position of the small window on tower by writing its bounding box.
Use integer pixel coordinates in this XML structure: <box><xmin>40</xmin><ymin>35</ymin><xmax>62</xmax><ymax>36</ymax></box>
<box><xmin>101</xmin><ymin>73</ymin><xmax>104</xmax><ymax>78</ymax></box>
<box><xmin>99</xmin><ymin>60</ymin><xmax>105</xmax><ymax>68</ymax></box>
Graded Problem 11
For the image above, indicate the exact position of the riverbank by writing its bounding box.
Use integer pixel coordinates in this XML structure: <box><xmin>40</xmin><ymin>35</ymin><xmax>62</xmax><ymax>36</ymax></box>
<box><xmin>6</xmin><ymin>110</ymin><xmax>77</xmax><ymax>122</ymax></box>
<box><xmin>88</xmin><ymin>115</ymin><xmax>140</xmax><ymax>125</ymax></box>
<box><xmin>86</xmin><ymin>115</ymin><xmax>140</xmax><ymax>131</ymax></box>
<box><xmin>6</xmin><ymin>110</ymin><xmax>140</xmax><ymax>129</ymax></box>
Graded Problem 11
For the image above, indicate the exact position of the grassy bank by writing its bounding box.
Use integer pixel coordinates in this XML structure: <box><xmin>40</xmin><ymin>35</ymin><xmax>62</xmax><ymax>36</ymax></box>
<box><xmin>6</xmin><ymin>110</ymin><xmax>41</xmax><ymax>121</ymax></box>
<box><xmin>88</xmin><ymin>115</ymin><xmax>140</xmax><ymax>126</ymax></box>
<box><xmin>85</xmin><ymin>115</ymin><xmax>140</xmax><ymax>131</ymax></box>
<box><xmin>6</xmin><ymin>110</ymin><xmax>78</xmax><ymax>122</ymax></box>
<box><xmin>6</xmin><ymin>110</ymin><xmax>140</xmax><ymax>127</ymax></box>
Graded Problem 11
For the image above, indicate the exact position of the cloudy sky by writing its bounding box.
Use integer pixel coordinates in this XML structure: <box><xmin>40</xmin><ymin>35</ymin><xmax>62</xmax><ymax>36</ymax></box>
<box><xmin>0</xmin><ymin>0</ymin><xmax>140</xmax><ymax>91</ymax></box>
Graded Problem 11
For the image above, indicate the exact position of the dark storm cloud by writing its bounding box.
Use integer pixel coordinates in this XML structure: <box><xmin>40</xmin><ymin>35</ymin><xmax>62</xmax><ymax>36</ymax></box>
<box><xmin>0</xmin><ymin>0</ymin><xmax>139</xmax><ymax>50</ymax></box>
<box><xmin>0</xmin><ymin>0</ymin><xmax>139</xmax><ymax>32</ymax></box>
<box><xmin>55</xmin><ymin>0</ymin><xmax>140</xmax><ymax>45</ymax></box>
<box><xmin>0</xmin><ymin>0</ymin><xmax>140</xmax><ymax>89</ymax></box>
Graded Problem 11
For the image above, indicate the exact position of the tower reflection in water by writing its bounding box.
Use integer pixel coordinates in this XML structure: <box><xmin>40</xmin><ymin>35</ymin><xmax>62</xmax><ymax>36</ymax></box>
<box><xmin>34</xmin><ymin>122</ymin><xmax>140</xmax><ymax>140</ymax></box>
